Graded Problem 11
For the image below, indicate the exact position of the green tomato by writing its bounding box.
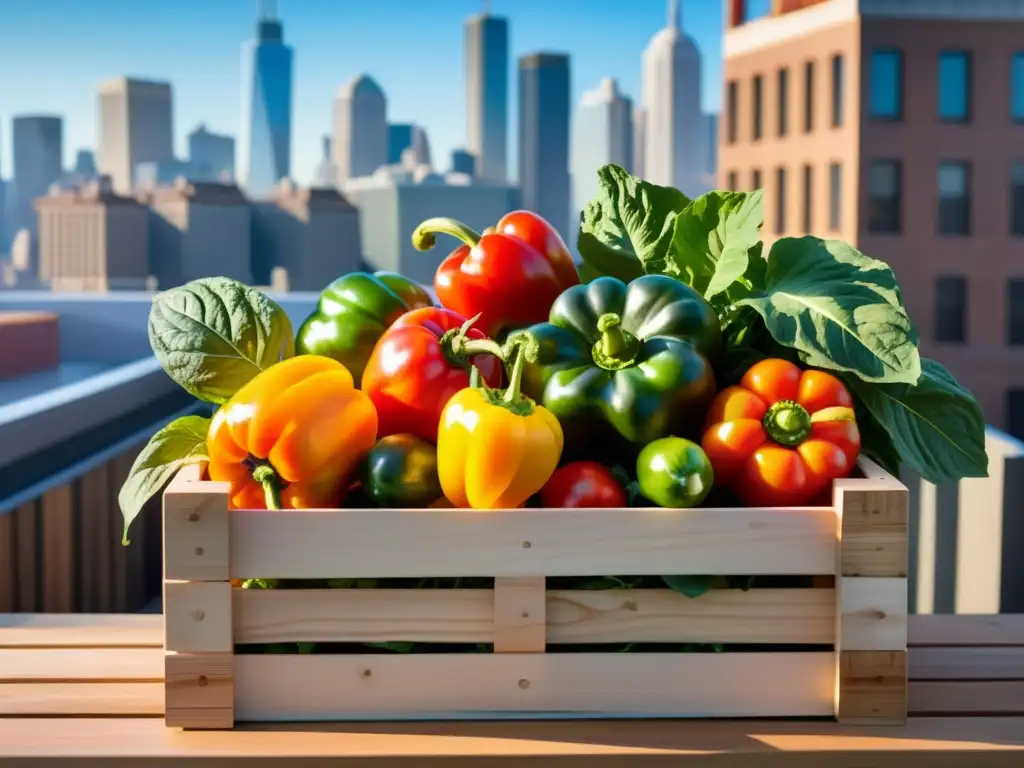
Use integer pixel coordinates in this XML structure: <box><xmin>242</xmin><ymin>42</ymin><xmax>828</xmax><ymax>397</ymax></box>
<box><xmin>361</xmin><ymin>434</ymin><xmax>443</xmax><ymax>508</ymax></box>
<box><xmin>636</xmin><ymin>437</ymin><xmax>714</xmax><ymax>509</ymax></box>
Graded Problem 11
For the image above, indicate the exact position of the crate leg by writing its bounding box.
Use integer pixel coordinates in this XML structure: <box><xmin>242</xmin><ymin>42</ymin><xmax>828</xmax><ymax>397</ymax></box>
<box><xmin>494</xmin><ymin>576</ymin><xmax>546</xmax><ymax>653</ymax></box>
<box><xmin>163</xmin><ymin>466</ymin><xmax>234</xmax><ymax>729</ymax></box>
<box><xmin>833</xmin><ymin>471</ymin><xmax>909</xmax><ymax>724</ymax></box>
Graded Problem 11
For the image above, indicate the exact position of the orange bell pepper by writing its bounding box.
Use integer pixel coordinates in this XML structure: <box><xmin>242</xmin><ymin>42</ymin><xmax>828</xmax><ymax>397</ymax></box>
<box><xmin>207</xmin><ymin>355</ymin><xmax>377</xmax><ymax>509</ymax></box>
<box><xmin>437</xmin><ymin>335</ymin><xmax>564</xmax><ymax>509</ymax></box>
<box><xmin>701</xmin><ymin>358</ymin><xmax>860</xmax><ymax>507</ymax></box>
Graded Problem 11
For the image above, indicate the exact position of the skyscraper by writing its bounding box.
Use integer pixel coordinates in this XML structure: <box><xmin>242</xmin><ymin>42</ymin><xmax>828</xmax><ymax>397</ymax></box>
<box><xmin>10</xmin><ymin>116</ymin><xmax>64</xmax><ymax>242</ymax></box>
<box><xmin>97</xmin><ymin>78</ymin><xmax>174</xmax><ymax>194</ymax></box>
<box><xmin>188</xmin><ymin>124</ymin><xmax>235</xmax><ymax>181</ymax></box>
<box><xmin>519</xmin><ymin>53</ymin><xmax>571</xmax><ymax>242</ymax></box>
<box><xmin>572</xmin><ymin>78</ymin><xmax>633</xmax><ymax>221</ymax></box>
<box><xmin>640</xmin><ymin>0</ymin><xmax>704</xmax><ymax>197</ymax></box>
<box><xmin>387</xmin><ymin>123</ymin><xmax>432</xmax><ymax>167</ymax></box>
<box><xmin>333</xmin><ymin>74</ymin><xmax>388</xmax><ymax>184</ymax></box>
<box><xmin>240</xmin><ymin>0</ymin><xmax>293</xmax><ymax>196</ymax></box>
<box><xmin>465</xmin><ymin>11</ymin><xmax>509</xmax><ymax>183</ymax></box>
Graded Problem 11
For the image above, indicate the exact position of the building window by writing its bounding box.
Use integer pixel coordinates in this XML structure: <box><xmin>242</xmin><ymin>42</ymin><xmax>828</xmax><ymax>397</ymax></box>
<box><xmin>869</xmin><ymin>48</ymin><xmax>903</xmax><ymax>120</ymax></box>
<box><xmin>1013</xmin><ymin>53</ymin><xmax>1024</xmax><ymax>121</ymax></box>
<box><xmin>867</xmin><ymin>160</ymin><xmax>901</xmax><ymax>233</ymax></box>
<box><xmin>727</xmin><ymin>171</ymin><xmax>737</xmax><ymax>191</ymax></box>
<box><xmin>1009</xmin><ymin>279</ymin><xmax>1024</xmax><ymax>345</ymax></box>
<box><xmin>727</xmin><ymin>80</ymin><xmax>738</xmax><ymax>142</ymax></box>
<box><xmin>935</xmin><ymin>276</ymin><xmax>967</xmax><ymax>344</ymax></box>
<box><xmin>775</xmin><ymin>167</ymin><xmax>787</xmax><ymax>234</ymax></box>
<box><xmin>752</xmin><ymin>75</ymin><xmax>763</xmax><ymax>140</ymax></box>
<box><xmin>803</xmin><ymin>60</ymin><xmax>815</xmax><ymax>132</ymax></box>
<box><xmin>1008</xmin><ymin>389</ymin><xmax>1024</xmax><ymax>439</ymax></box>
<box><xmin>938</xmin><ymin>161</ymin><xmax>971</xmax><ymax>236</ymax></box>
<box><xmin>777</xmin><ymin>67</ymin><xmax>789</xmax><ymax>137</ymax></box>
<box><xmin>938</xmin><ymin>51</ymin><xmax>971</xmax><ymax>123</ymax></box>
<box><xmin>1012</xmin><ymin>163</ymin><xmax>1024</xmax><ymax>235</ymax></box>
<box><xmin>802</xmin><ymin>164</ymin><xmax>813</xmax><ymax>233</ymax></box>
<box><xmin>831</xmin><ymin>54</ymin><xmax>844</xmax><ymax>127</ymax></box>
<box><xmin>829</xmin><ymin>162</ymin><xmax>842</xmax><ymax>231</ymax></box>
<box><xmin>752</xmin><ymin>168</ymin><xmax>762</xmax><ymax>191</ymax></box>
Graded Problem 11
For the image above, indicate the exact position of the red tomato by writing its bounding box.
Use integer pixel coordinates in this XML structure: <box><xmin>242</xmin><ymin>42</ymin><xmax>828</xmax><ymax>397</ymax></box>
<box><xmin>540</xmin><ymin>462</ymin><xmax>627</xmax><ymax>509</ymax></box>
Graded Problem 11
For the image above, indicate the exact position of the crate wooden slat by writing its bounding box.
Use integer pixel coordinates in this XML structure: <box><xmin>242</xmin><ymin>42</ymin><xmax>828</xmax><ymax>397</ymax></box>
<box><xmin>162</xmin><ymin>457</ymin><xmax>909</xmax><ymax>728</ymax></box>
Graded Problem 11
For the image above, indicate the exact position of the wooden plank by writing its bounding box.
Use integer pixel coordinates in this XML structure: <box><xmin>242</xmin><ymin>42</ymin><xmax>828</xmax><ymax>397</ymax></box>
<box><xmin>909</xmin><ymin>614</ymin><xmax>1024</xmax><ymax>647</ymax></box>
<box><xmin>494</xmin><ymin>577</ymin><xmax>546</xmax><ymax>653</ymax></box>
<box><xmin>0</xmin><ymin>614</ymin><xmax>162</xmax><ymax>648</ymax></box>
<box><xmin>836</xmin><ymin>650</ymin><xmax>908</xmax><ymax>725</ymax></box>
<box><xmin>164</xmin><ymin>471</ymin><xmax>231</xmax><ymax>582</ymax></box>
<box><xmin>78</xmin><ymin>464</ymin><xmax>109</xmax><ymax>613</ymax></box>
<box><xmin>0</xmin><ymin>683</ymin><xmax>163</xmax><ymax>715</ymax></box>
<box><xmin>909</xmin><ymin>681</ymin><xmax>1024</xmax><ymax>715</ymax></box>
<box><xmin>0</xmin><ymin>717</ymin><xmax>1022</xmax><ymax>764</ymax></box>
<box><xmin>0</xmin><ymin>512</ymin><xmax>14</xmax><ymax>612</ymax></box>
<box><xmin>548</xmin><ymin>588</ymin><xmax>835</xmax><ymax>645</ymax></box>
<box><xmin>836</xmin><ymin>577</ymin><xmax>907</xmax><ymax>651</ymax></box>
<box><xmin>234</xmin><ymin>653</ymin><xmax>835</xmax><ymax>720</ymax></box>
<box><xmin>14</xmin><ymin>500</ymin><xmax>38</xmax><ymax>611</ymax></box>
<box><xmin>232</xmin><ymin>588</ymin><xmax>836</xmax><ymax>645</ymax></box>
<box><xmin>165</xmin><ymin>581</ymin><xmax>233</xmax><ymax>653</ymax></box>
<box><xmin>41</xmin><ymin>483</ymin><xmax>76</xmax><ymax>612</ymax></box>
<box><xmin>834</xmin><ymin>475</ymin><xmax>908</xmax><ymax>578</ymax></box>
<box><xmin>910</xmin><ymin>647</ymin><xmax>1024</xmax><ymax>680</ymax></box>
<box><xmin>166</xmin><ymin>652</ymin><xmax>234</xmax><ymax>729</ymax></box>
<box><xmin>0</xmin><ymin>648</ymin><xmax>163</xmax><ymax>681</ymax></box>
<box><xmin>227</xmin><ymin>506</ymin><xmax>837</xmax><ymax>579</ymax></box>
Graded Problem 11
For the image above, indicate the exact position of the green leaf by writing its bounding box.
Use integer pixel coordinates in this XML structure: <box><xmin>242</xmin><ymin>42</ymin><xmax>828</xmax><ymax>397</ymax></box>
<box><xmin>577</xmin><ymin>164</ymin><xmax>690</xmax><ymax>281</ymax></box>
<box><xmin>662</xmin><ymin>575</ymin><xmax>714</xmax><ymax>598</ymax></box>
<box><xmin>365</xmin><ymin>642</ymin><xmax>416</xmax><ymax>653</ymax></box>
<box><xmin>735</xmin><ymin>237</ymin><xmax>921</xmax><ymax>384</ymax></box>
<box><xmin>297</xmin><ymin>642</ymin><xmax>316</xmax><ymax>654</ymax></box>
<box><xmin>669</xmin><ymin>190</ymin><xmax>764</xmax><ymax>298</ymax></box>
<box><xmin>842</xmin><ymin>359</ymin><xmax>988</xmax><ymax>484</ymax></box>
<box><xmin>849</xmin><ymin>393</ymin><xmax>903</xmax><ymax>477</ymax></box>
<box><xmin>118</xmin><ymin>415</ymin><xmax>210</xmax><ymax>545</ymax></box>
<box><xmin>149</xmin><ymin>277</ymin><xmax>295</xmax><ymax>404</ymax></box>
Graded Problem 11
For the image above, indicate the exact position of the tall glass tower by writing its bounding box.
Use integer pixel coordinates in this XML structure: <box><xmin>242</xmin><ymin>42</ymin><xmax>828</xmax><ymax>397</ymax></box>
<box><xmin>240</xmin><ymin>0</ymin><xmax>293</xmax><ymax>197</ymax></box>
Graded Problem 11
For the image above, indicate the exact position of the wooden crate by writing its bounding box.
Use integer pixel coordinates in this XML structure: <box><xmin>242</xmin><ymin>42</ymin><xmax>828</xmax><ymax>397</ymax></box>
<box><xmin>162</xmin><ymin>457</ymin><xmax>909</xmax><ymax>729</ymax></box>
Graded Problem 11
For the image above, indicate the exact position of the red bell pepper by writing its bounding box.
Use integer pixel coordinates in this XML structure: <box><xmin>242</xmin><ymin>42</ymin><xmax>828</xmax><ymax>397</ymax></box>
<box><xmin>361</xmin><ymin>307</ymin><xmax>505</xmax><ymax>443</ymax></box>
<box><xmin>411</xmin><ymin>211</ymin><xmax>580</xmax><ymax>338</ymax></box>
<box><xmin>540</xmin><ymin>461</ymin><xmax>627</xmax><ymax>509</ymax></box>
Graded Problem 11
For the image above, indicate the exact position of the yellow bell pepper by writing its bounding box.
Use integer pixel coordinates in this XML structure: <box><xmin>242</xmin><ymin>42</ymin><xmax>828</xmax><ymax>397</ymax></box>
<box><xmin>437</xmin><ymin>335</ymin><xmax>564</xmax><ymax>509</ymax></box>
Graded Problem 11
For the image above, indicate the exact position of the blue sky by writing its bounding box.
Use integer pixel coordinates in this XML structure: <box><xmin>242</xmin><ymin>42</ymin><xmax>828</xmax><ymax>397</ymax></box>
<box><xmin>0</xmin><ymin>0</ymin><xmax>725</xmax><ymax>184</ymax></box>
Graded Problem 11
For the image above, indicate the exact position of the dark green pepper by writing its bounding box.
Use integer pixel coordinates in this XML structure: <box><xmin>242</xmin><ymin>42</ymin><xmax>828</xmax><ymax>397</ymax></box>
<box><xmin>295</xmin><ymin>272</ymin><xmax>432</xmax><ymax>387</ymax></box>
<box><xmin>361</xmin><ymin>434</ymin><xmax>444</xmax><ymax>508</ymax></box>
<box><xmin>636</xmin><ymin>437</ymin><xmax>714</xmax><ymax>509</ymax></box>
<box><xmin>511</xmin><ymin>275</ymin><xmax>721</xmax><ymax>448</ymax></box>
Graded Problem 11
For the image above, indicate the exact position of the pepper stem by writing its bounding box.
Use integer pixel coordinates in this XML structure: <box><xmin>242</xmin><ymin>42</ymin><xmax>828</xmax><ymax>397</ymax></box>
<box><xmin>411</xmin><ymin>217</ymin><xmax>482</xmax><ymax>252</ymax></box>
<box><xmin>592</xmin><ymin>313</ymin><xmax>640</xmax><ymax>371</ymax></box>
<box><xmin>440</xmin><ymin>312</ymin><xmax>506</xmax><ymax>365</ymax></box>
<box><xmin>252</xmin><ymin>465</ymin><xmax>283</xmax><ymax>510</ymax></box>
<box><xmin>762</xmin><ymin>400</ymin><xmax>813</xmax><ymax>447</ymax></box>
<box><xmin>503</xmin><ymin>339</ymin><xmax>530</xmax><ymax>405</ymax></box>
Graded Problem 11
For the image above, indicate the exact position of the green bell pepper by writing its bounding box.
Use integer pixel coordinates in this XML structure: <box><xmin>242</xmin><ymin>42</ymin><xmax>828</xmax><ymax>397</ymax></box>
<box><xmin>637</xmin><ymin>437</ymin><xmax>714</xmax><ymax>508</ymax></box>
<box><xmin>361</xmin><ymin>434</ymin><xmax>444</xmax><ymax>508</ymax></box>
<box><xmin>295</xmin><ymin>271</ymin><xmax>432</xmax><ymax>387</ymax></box>
<box><xmin>511</xmin><ymin>274</ymin><xmax>721</xmax><ymax>447</ymax></box>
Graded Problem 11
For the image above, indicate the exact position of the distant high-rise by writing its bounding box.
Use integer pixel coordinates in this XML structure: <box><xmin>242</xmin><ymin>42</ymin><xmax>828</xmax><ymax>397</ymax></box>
<box><xmin>518</xmin><ymin>52</ymin><xmax>571</xmax><ymax>242</ymax></box>
<box><xmin>387</xmin><ymin>123</ymin><xmax>432</xmax><ymax>167</ymax></box>
<box><xmin>97</xmin><ymin>78</ymin><xmax>174</xmax><ymax>194</ymax></box>
<box><xmin>312</xmin><ymin>135</ymin><xmax>337</xmax><ymax>188</ymax></box>
<box><xmin>240</xmin><ymin>0</ymin><xmax>293</xmax><ymax>196</ymax></box>
<box><xmin>73</xmin><ymin>150</ymin><xmax>98</xmax><ymax>179</ymax></box>
<box><xmin>10</xmin><ymin>116</ymin><xmax>64</xmax><ymax>244</ymax></box>
<box><xmin>333</xmin><ymin>74</ymin><xmax>388</xmax><ymax>183</ymax></box>
<box><xmin>640</xmin><ymin>0</ymin><xmax>704</xmax><ymax>197</ymax></box>
<box><xmin>572</xmin><ymin>78</ymin><xmax>633</xmax><ymax>223</ymax></box>
<box><xmin>188</xmin><ymin>124</ymin><xmax>235</xmax><ymax>181</ymax></box>
<box><xmin>450</xmin><ymin>148</ymin><xmax>476</xmax><ymax>176</ymax></box>
<box><xmin>0</xmin><ymin>125</ymin><xmax>7</xmax><ymax>254</ymax></box>
<box><xmin>465</xmin><ymin>11</ymin><xmax>509</xmax><ymax>183</ymax></box>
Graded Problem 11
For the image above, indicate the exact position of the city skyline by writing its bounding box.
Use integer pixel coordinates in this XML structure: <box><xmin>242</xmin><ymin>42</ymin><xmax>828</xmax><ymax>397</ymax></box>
<box><xmin>0</xmin><ymin>0</ymin><xmax>725</xmax><ymax>185</ymax></box>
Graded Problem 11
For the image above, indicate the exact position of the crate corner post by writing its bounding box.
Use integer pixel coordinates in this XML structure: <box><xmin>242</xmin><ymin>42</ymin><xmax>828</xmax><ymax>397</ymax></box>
<box><xmin>833</xmin><ymin>458</ymin><xmax>910</xmax><ymax>725</ymax></box>
<box><xmin>163</xmin><ymin>464</ymin><xmax>235</xmax><ymax>730</ymax></box>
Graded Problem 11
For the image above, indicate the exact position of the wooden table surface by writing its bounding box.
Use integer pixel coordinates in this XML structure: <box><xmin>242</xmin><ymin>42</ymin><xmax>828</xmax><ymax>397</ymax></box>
<box><xmin>0</xmin><ymin>613</ymin><xmax>1022</xmax><ymax>766</ymax></box>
